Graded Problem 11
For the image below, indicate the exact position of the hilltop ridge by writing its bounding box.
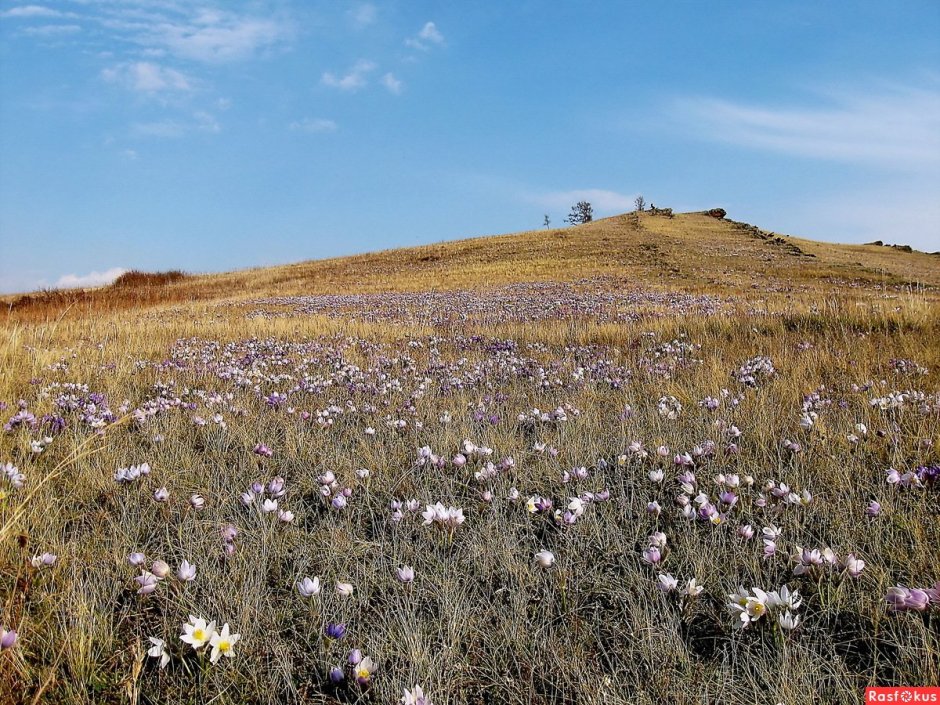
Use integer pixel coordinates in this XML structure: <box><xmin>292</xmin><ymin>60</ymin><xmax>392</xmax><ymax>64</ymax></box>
<box><xmin>5</xmin><ymin>211</ymin><xmax>939</xmax><ymax>320</ymax></box>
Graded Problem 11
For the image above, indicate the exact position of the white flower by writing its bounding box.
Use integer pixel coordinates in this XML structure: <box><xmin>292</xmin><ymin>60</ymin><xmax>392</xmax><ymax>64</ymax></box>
<box><xmin>534</xmin><ymin>550</ymin><xmax>555</xmax><ymax>568</ymax></box>
<box><xmin>208</xmin><ymin>623</ymin><xmax>240</xmax><ymax>664</ymax></box>
<box><xmin>402</xmin><ymin>684</ymin><xmax>433</xmax><ymax>705</ymax></box>
<box><xmin>147</xmin><ymin>636</ymin><xmax>171</xmax><ymax>668</ymax></box>
<box><xmin>180</xmin><ymin>615</ymin><xmax>216</xmax><ymax>650</ymax></box>
<box><xmin>778</xmin><ymin>611</ymin><xmax>801</xmax><ymax>631</ymax></box>
<box><xmin>336</xmin><ymin>581</ymin><xmax>354</xmax><ymax>597</ymax></box>
<box><xmin>262</xmin><ymin>498</ymin><xmax>278</xmax><ymax>512</ymax></box>
<box><xmin>683</xmin><ymin>578</ymin><xmax>704</xmax><ymax>597</ymax></box>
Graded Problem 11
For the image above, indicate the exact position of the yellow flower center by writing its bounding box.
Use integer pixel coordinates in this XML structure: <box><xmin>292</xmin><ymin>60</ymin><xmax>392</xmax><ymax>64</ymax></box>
<box><xmin>218</xmin><ymin>640</ymin><xmax>231</xmax><ymax>653</ymax></box>
<box><xmin>193</xmin><ymin>629</ymin><xmax>205</xmax><ymax>640</ymax></box>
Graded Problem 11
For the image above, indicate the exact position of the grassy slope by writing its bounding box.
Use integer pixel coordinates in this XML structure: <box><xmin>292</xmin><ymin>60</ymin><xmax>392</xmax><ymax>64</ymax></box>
<box><xmin>0</xmin><ymin>213</ymin><xmax>938</xmax><ymax>705</ymax></box>
<box><xmin>4</xmin><ymin>213</ymin><xmax>939</xmax><ymax>321</ymax></box>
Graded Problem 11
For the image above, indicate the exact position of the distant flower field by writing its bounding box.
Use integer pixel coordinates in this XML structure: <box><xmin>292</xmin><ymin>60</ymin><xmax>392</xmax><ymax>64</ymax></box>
<box><xmin>1</xmin><ymin>269</ymin><xmax>938</xmax><ymax>704</ymax></box>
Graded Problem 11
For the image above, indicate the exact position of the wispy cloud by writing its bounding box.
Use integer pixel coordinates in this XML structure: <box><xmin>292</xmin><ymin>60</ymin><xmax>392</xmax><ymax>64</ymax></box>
<box><xmin>21</xmin><ymin>23</ymin><xmax>81</xmax><ymax>36</ymax></box>
<box><xmin>381</xmin><ymin>72</ymin><xmax>402</xmax><ymax>94</ymax></box>
<box><xmin>527</xmin><ymin>188</ymin><xmax>639</xmax><ymax>214</ymax></box>
<box><xmin>405</xmin><ymin>21</ymin><xmax>444</xmax><ymax>51</ymax></box>
<box><xmin>1</xmin><ymin>5</ymin><xmax>64</xmax><ymax>19</ymax></box>
<box><xmin>146</xmin><ymin>12</ymin><xmax>289</xmax><ymax>63</ymax></box>
<box><xmin>289</xmin><ymin>117</ymin><xmax>337</xmax><ymax>133</ymax></box>
<box><xmin>348</xmin><ymin>3</ymin><xmax>377</xmax><ymax>29</ymax></box>
<box><xmin>676</xmin><ymin>83</ymin><xmax>940</xmax><ymax>171</ymax></box>
<box><xmin>321</xmin><ymin>59</ymin><xmax>376</xmax><ymax>91</ymax></box>
<box><xmin>102</xmin><ymin>61</ymin><xmax>193</xmax><ymax>94</ymax></box>
<box><xmin>56</xmin><ymin>267</ymin><xmax>127</xmax><ymax>289</ymax></box>
<box><xmin>131</xmin><ymin>111</ymin><xmax>219</xmax><ymax>138</ymax></box>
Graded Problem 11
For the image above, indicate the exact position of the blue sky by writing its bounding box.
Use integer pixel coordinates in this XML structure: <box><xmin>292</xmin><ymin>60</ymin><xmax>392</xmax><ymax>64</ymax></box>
<box><xmin>1</xmin><ymin>1</ymin><xmax>938</xmax><ymax>293</ymax></box>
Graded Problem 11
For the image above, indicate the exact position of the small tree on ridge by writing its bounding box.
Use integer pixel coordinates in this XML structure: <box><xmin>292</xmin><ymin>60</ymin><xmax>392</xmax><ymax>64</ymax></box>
<box><xmin>565</xmin><ymin>201</ymin><xmax>593</xmax><ymax>225</ymax></box>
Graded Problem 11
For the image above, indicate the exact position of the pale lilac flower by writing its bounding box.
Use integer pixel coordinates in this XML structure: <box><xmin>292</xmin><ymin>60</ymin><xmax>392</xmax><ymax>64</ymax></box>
<box><xmin>297</xmin><ymin>576</ymin><xmax>321</xmax><ymax>597</ymax></box>
<box><xmin>128</xmin><ymin>552</ymin><xmax>146</xmax><ymax>567</ymax></box>
<box><xmin>151</xmin><ymin>560</ymin><xmax>170</xmax><ymax>579</ymax></box>
<box><xmin>642</xmin><ymin>547</ymin><xmax>661</xmax><ymax>565</ymax></box>
<box><xmin>331</xmin><ymin>495</ymin><xmax>347</xmax><ymax>510</ymax></box>
<box><xmin>176</xmin><ymin>560</ymin><xmax>196</xmax><ymax>582</ymax></box>
<box><xmin>267</xmin><ymin>476</ymin><xmax>285</xmax><ymax>497</ymax></box>
<box><xmin>866</xmin><ymin>500</ymin><xmax>881</xmax><ymax>517</ymax></box>
<box><xmin>31</xmin><ymin>552</ymin><xmax>57</xmax><ymax>568</ymax></box>
<box><xmin>135</xmin><ymin>571</ymin><xmax>159</xmax><ymax>595</ymax></box>
<box><xmin>843</xmin><ymin>554</ymin><xmax>865</xmax><ymax>578</ymax></box>
<box><xmin>336</xmin><ymin>581</ymin><xmax>354</xmax><ymax>597</ymax></box>
<box><xmin>153</xmin><ymin>487</ymin><xmax>169</xmax><ymax>502</ymax></box>
<box><xmin>657</xmin><ymin>573</ymin><xmax>678</xmax><ymax>592</ymax></box>
<box><xmin>0</xmin><ymin>627</ymin><xmax>17</xmax><ymax>651</ymax></box>
<box><xmin>278</xmin><ymin>509</ymin><xmax>295</xmax><ymax>523</ymax></box>
<box><xmin>396</xmin><ymin>565</ymin><xmax>415</xmax><ymax>583</ymax></box>
<box><xmin>647</xmin><ymin>500</ymin><xmax>662</xmax><ymax>516</ymax></box>
<box><xmin>189</xmin><ymin>494</ymin><xmax>205</xmax><ymax>509</ymax></box>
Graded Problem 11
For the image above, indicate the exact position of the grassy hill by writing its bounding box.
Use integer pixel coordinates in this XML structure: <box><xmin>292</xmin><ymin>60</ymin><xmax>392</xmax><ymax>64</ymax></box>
<box><xmin>5</xmin><ymin>211</ymin><xmax>939</xmax><ymax>321</ymax></box>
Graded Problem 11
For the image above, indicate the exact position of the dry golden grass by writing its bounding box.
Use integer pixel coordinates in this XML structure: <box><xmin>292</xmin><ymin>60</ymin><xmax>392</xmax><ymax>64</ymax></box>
<box><xmin>0</xmin><ymin>212</ymin><xmax>938</xmax><ymax>704</ymax></box>
<box><xmin>4</xmin><ymin>212</ymin><xmax>938</xmax><ymax>323</ymax></box>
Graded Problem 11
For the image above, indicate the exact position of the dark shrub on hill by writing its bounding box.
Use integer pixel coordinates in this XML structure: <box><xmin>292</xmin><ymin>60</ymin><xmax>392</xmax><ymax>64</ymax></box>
<box><xmin>111</xmin><ymin>270</ymin><xmax>188</xmax><ymax>287</ymax></box>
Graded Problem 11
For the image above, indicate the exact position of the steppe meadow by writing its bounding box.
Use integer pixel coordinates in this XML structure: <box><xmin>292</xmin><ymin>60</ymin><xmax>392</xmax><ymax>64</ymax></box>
<box><xmin>2</xmin><ymin>2</ymin><xmax>939</xmax><ymax>704</ymax></box>
<box><xmin>1</xmin><ymin>212</ymin><xmax>939</xmax><ymax>704</ymax></box>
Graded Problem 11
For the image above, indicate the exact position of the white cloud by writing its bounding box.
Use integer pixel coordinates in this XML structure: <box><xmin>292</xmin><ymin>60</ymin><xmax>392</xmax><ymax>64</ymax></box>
<box><xmin>121</xmin><ymin>149</ymin><xmax>138</xmax><ymax>160</ymax></box>
<box><xmin>349</xmin><ymin>3</ymin><xmax>377</xmax><ymax>28</ymax></box>
<box><xmin>418</xmin><ymin>21</ymin><xmax>444</xmax><ymax>44</ymax></box>
<box><xmin>528</xmin><ymin>188</ymin><xmax>639</xmax><ymax>214</ymax></box>
<box><xmin>56</xmin><ymin>267</ymin><xmax>127</xmax><ymax>289</ymax></box>
<box><xmin>102</xmin><ymin>61</ymin><xmax>193</xmax><ymax>94</ymax></box>
<box><xmin>676</xmin><ymin>83</ymin><xmax>940</xmax><ymax>171</ymax></box>
<box><xmin>21</xmin><ymin>23</ymin><xmax>81</xmax><ymax>36</ymax></box>
<box><xmin>130</xmin><ymin>111</ymin><xmax>219</xmax><ymax>138</ymax></box>
<box><xmin>289</xmin><ymin>117</ymin><xmax>337</xmax><ymax>133</ymax></box>
<box><xmin>1</xmin><ymin>5</ymin><xmax>63</xmax><ymax>19</ymax></box>
<box><xmin>149</xmin><ymin>14</ymin><xmax>288</xmax><ymax>63</ymax></box>
<box><xmin>321</xmin><ymin>59</ymin><xmax>376</xmax><ymax>91</ymax></box>
<box><xmin>131</xmin><ymin>120</ymin><xmax>186</xmax><ymax>138</ymax></box>
<box><xmin>381</xmin><ymin>72</ymin><xmax>402</xmax><ymax>94</ymax></box>
<box><xmin>405</xmin><ymin>21</ymin><xmax>444</xmax><ymax>51</ymax></box>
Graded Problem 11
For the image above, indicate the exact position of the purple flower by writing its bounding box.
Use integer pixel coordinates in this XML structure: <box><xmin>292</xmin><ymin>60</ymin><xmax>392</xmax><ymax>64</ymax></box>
<box><xmin>0</xmin><ymin>628</ymin><xmax>17</xmax><ymax>651</ymax></box>
<box><xmin>254</xmin><ymin>443</ymin><xmax>273</xmax><ymax>458</ymax></box>
<box><xmin>329</xmin><ymin>665</ymin><xmax>345</xmax><ymax>683</ymax></box>
<box><xmin>324</xmin><ymin>623</ymin><xmax>346</xmax><ymax>640</ymax></box>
